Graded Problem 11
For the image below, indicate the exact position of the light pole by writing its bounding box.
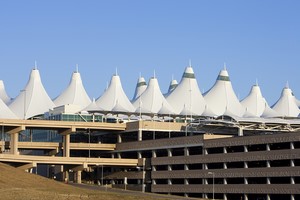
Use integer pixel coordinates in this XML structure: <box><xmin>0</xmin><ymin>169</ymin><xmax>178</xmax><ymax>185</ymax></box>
<box><xmin>20</xmin><ymin>89</ymin><xmax>26</xmax><ymax>120</ymax></box>
<box><xmin>208</xmin><ymin>172</ymin><xmax>215</xmax><ymax>200</ymax></box>
<box><xmin>88</xmin><ymin>129</ymin><xmax>90</xmax><ymax>158</ymax></box>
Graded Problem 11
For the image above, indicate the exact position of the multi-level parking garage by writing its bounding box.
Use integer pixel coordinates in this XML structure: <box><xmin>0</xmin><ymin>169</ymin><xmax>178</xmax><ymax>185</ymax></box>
<box><xmin>0</xmin><ymin>65</ymin><xmax>300</xmax><ymax>200</ymax></box>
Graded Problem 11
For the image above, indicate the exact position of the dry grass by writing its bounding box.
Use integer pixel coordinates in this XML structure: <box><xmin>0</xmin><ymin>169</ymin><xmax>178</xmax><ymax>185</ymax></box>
<box><xmin>0</xmin><ymin>163</ymin><xmax>171</xmax><ymax>200</ymax></box>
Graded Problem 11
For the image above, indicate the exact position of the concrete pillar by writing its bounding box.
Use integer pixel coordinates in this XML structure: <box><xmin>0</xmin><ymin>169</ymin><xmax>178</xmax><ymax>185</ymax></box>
<box><xmin>117</xmin><ymin>134</ymin><xmax>122</xmax><ymax>143</ymax></box>
<box><xmin>117</xmin><ymin>153</ymin><xmax>121</xmax><ymax>158</ymax></box>
<box><xmin>137</xmin><ymin>151</ymin><xmax>142</xmax><ymax>159</ymax></box>
<box><xmin>244</xmin><ymin>194</ymin><xmax>248</xmax><ymax>200</ymax></box>
<box><xmin>238</xmin><ymin>127</ymin><xmax>243</xmax><ymax>136</ymax></box>
<box><xmin>267</xmin><ymin>161</ymin><xmax>270</xmax><ymax>168</ymax></box>
<box><xmin>291</xmin><ymin>142</ymin><xmax>295</xmax><ymax>149</ymax></box>
<box><xmin>138</xmin><ymin>129</ymin><xmax>142</xmax><ymax>141</ymax></box>
<box><xmin>291</xmin><ymin>194</ymin><xmax>295</xmax><ymax>200</ymax></box>
<box><xmin>184</xmin><ymin>164</ymin><xmax>189</xmax><ymax>170</ymax></box>
<box><xmin>224</xmin><ymin>178</ymin><xmax>227</xmax><ymax>184</ymax></box>
<box><xmin>152</xmin><ymin>179</ymin><xmax>156</xmax><ymax>185</ymax></box>
<box><xmin>167</xmin><ymin>149</ymin><xmax>172</xmax><ymax>157</ymax></box>
<box><xmin>223</xmin><ymin>147</ymin><xmax>227</xmax><ymax>153</ymax></box>
<box><xmin>266</xmin><ymin>144</ymin><xmax>270</xmax><ymax>151</ymax></box>
<box><xmin>291</xmin><ymin>177</ymin><xmax>295</xmax><ymax>184</ymax></box>
<box><xmin>11</xmin><ymin>132</ymin><xmax>19</xmax><ymax>155</ymax></box>
<box><xmin>267</xmin><ymin>194</ymin><xmax>270</xmax><ymax>200</ymax></box>
<box><xmin>224</xmin><ymin>162</ymin><xmax>227</xmax><ymax>169</ymax></box>
<box><xmin>152</xmin><ymin>150</ymin><xmax>157</xmax><ymax>158</ymax></box>
<box><xmin>244</xmin><ymin>145</ymin><xmax>248</xmax><ymax>152</ymax></box>
<box><xmin>184</xmin><ymin>193</ymin><xmax>189</xmax><ymax>197</ymax></box>
<box><xmin>267</xmin><ymin>177</ymin><xmax>270</xmax><ymax>184</ymax></box>
<box><xmin>291</xmin><ymin>159</ymin><xmax>295</xmax><ymax>167</ymax></box>
<box><xmin>63</xmin><ymin>134</ymin><xmax>70</xmax><ymax>157</ymax></box>
<box><xmin>184</xmin><ymin>178</ymin><xmax>189</xmax><ymax>185</ymax></box>
<box><xmin>244</xmin><ymin>177</ymin><xmax>248</xmax><ymax>184</ymax></box>
<box><xmin>184</xmin><ymin>147</ymin><xmax>189</xmax><ymax>156</ymax></box>
<box><xmin>76</xmin><ymin>171</ymin><xmax>82</xmax><ymax>184</ymax></box>
<box><xmin>223</xmin><ymin>194</ymin><xmax>227</xmax><ymax>200</ymax></box>
<box><xmin>244</xmin><ymin>161</ymin><xmax>248</xmax><ymax>168</ymax></box>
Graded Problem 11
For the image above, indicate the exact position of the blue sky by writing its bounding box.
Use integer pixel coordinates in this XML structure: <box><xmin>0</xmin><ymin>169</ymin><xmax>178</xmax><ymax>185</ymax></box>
<box><xmin>0</xmin><ymin>0</ymin><xmax>300</xmax><ymax>105</ymax></box>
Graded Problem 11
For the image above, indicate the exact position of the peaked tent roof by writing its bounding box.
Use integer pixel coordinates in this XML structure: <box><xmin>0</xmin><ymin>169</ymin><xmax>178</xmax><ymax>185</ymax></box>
<box><xmin>133</xmin><ymin>77</ymin><xmax>175</xmax><ymax>114</ymax></box>
<box><xmin>166</xmin><ymin>66</ymin><xmax>206</xmax><ymax>115</ymax></box>
<box><xmin>0</xmin><ymin>80</ymin><xmax>12</xmax><ymax>105</ymax></box>
<box><xmin>53</xmin><ymin>70</ymin><xmax>91</xmax><ymax>111</ymax></box>
<box><xmin>9</xmin><ymin>68</ymin><xmax>55</xmax><ymax>119</ymax></box>
<box><xmin>204</xmin><ymin>68</ymin><xmax>245</xmax><ymax>117</ymax></box>
<box><xmin>132</xmin><ymin>76</ymin><xmax>147</xmax><ymax>101</ymax></box>
<box><xmin>164</xmin><ymin>79</ymin><xmax>178</xmax><ymax>97</ymax></box>
<box><xmin>241</xmin><ymin>84</ymin><xmax>267</xmax><ymax>117</ymax></box>
<box><xmin>0</xmin><ymin>98</ymin><xmax>17</xmax><ymax>119</ymax></box>
<box><xmin>96</xmin><ymin>74</ymin><xmax>135</xmax><ymax>112</ymax></box>
<box><xmin>272</xmin><ymin>86</ymin><xmax>300</xmax><ymax>117</ymax></box>
<box><xmin>82</xmin><ymin>98</ymin><xmax>104</xmax><ymax>112</ymax></box>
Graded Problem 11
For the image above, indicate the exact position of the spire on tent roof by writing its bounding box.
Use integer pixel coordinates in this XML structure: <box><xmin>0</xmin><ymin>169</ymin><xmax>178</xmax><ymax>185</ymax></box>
<box><xmin>34</xmin><ymin>61</ymin><xmax>37</xmax><ymax>70</ymax></box>
<box><xmin>286</xmin><ymin>81</ymin><xmax>289</xmax><ymax>88</ymax></box>
<box><xmin>256</xmin><ymin>79</ymin><xmax>259</xmax><ymax>86</ymax></box>
<box><xmin>115</xmin><ymin>68</ymin><xmax>118</xmax><ymax>76</ymax></box>
<box><xmin>223</xmin><ymin>62</ymin><xmax>227</xmax><ymax>70</ymax></box>
<box><xmin>153</xmin><ymin>70</ymin><xmax>156</xmax><ymax>78</ymax></box>
<box><xmin>189</xmin><ymin>59</ymin><xmax>192</xmax><ymax>67</ymax></box>
<box><xmin>76</xmin><ymin>64</ymin><xmax>79</xmax><ymax>73</ymax></box>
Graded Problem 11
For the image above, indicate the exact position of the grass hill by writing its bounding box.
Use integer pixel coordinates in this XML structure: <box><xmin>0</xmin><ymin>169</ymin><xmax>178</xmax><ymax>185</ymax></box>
<box><xmin>0</xmin><ymin>162</ymin><xmax>156</xmax><ymax>200</ymax></box>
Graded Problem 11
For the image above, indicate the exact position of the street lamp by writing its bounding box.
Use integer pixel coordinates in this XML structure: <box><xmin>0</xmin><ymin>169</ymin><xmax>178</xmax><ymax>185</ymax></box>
<box><xmin>208</xmin><ymin>172</ymin><xmax>215</xmax><ymax>200</ymax></box>
<box><xmin>20</xmin><ymin>89</ymin><xmax>26</xmax><ymax>120</ymax></box>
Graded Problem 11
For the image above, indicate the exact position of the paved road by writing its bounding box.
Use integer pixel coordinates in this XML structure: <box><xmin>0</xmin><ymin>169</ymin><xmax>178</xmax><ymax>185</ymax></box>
<box><xmin>70</xmin><ymin>183</ymin><xmax>204</xmax><ymax>200</ymax></box>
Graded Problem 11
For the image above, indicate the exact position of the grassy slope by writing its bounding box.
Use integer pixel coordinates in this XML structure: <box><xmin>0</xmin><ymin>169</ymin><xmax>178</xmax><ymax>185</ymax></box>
<box><xmin>0</xmin><ymin>162</ymin><xmax>160</xmax><ymax>200</ymax></box>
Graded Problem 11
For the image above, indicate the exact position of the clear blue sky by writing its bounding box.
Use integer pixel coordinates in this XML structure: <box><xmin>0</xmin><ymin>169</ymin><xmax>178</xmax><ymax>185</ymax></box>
<box><xmin>0</xmin><ymin>0</ymin><xmax>300</xmax><ymax>105</ymax></box>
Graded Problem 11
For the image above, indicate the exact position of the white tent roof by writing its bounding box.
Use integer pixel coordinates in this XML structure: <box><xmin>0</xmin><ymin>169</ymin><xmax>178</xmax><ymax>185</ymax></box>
<box><xmin>0</xmin><ymin>80</ymin><xmax>12</xmax><ymax>105</ymax></box>
<box><xmin>164</xmin><ymin>79</ymin><xmax>178</xmax><ymax>97</ymax></box>
<box><xmin>132</xmin><ymin>76</ymin><xmax>147</xmax><ymax>101</ymax></box>
<box><xmin>82</xmin><ymin>98</ymin><xmax>104</xmax><ymax>112</ymax></box>
<box><xmin>166</xmin><ymin>66</ymin><xmax>206</xmax><ymax>115</ymax></box>
<box><xmin>204</xmin><ymin>68</ymin><xmax>245</xmax><ymax>117</ymax></box>
<box><xmin>133</xmin><ymin>77</ymin><xmax>175</xmax><ymax>114</ymax></box>
<box><xmin>241</xmin><ymin>84</ymin><xmax>267</xmax><ymax>117</ymax></box>
<box><xmin>54</xmin><ymin>70</ymin><xmax>91</xmax><ymax>111</ymax></box>
<box><xmin>261</xmin><ymin>103</ymin><xmax>280</xmax><ymax>118</ymax></box>
<box><xmin>272</xmin><ymin>86</ymin><xmax>300</xmax><ymax>117</ymax></box>
<box><xmin>96</xmin><ymin>74</ymin><xmax>135</xmax><ymax>112</ymax></box>
<box><xmin>9</xmin><ymin>68</ymin><xmax>55</xmax><ymax>119</ymax></box>
<box><xmin>0</xmin><ymin>98</ymin><xmax>17</xmax><ymax>119</ymax></box>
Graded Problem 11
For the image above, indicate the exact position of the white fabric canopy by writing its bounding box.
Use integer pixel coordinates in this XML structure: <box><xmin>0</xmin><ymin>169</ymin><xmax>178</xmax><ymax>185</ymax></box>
<box><xmin>241</xmin><ymin>84</ymin><xmax>267</xmax><ymax>117</ymax></box>
<box><xmin>9</xmin><ymin>68</ymin><xmax>55</xmax><ymax>119</ymax></box>
<box><xmin>166</xmin><ymin>66</ymin><xmax>206</xmax><ymax>115</ymax></box>
<box><xmin>54</xmin><ymin>70</ymin><xmax>91</xmax><ymax>111</ymax></box>
<box><xmin>133</xmin><ymin>77</ymin><xmax>175</xmax><ymax>114</ymax></box>
<box><xmin>132</xmin><ymin>76</ymin><xmax>147</xmax><ymax>101</ymax></box>
<box><xmin>96</xmin><ymin>74</ymin><xmax>135</xmax><ymax>112</ymax></box>
<box><xmin>0</xmin><ymin>80</ymin><xmax>12</xmax><ymax>105</ymax></box>
<box><xmin>272</xmin><ymin>86</ymin><xmax>300</xmax><ymax>117</ymax></box>
<box><xmin>204</xmin><ymin>68</ymin><xmax>245</xmax><ymax>117</ymax></box>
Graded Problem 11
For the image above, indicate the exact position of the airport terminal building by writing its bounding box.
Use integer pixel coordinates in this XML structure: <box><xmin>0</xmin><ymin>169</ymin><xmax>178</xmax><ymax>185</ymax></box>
<box><xmin>0</xmin><ymin>66</ymin><xmax>300</xmax><ymax>200</ymax></box>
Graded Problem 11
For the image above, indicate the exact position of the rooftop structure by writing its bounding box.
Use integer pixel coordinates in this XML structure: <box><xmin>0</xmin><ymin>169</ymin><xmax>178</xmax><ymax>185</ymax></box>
<box><xmin>204</xmin><ymin>67</ymin><xmax>245</xmax><ymax>117</ymax></box>
<box><xmin>9</xmin><ymin>68</ymin><xmax>55</xmax><ymax>119</ymax></box>
<box><xmin>0</xmin><ymin>80</ymin><xmax>12</xmax><ymax>105</ymax></box>
<box><xmin>132</xmin><ymin>76</ymin><xmax>174</xmax><ymax>115</ymax></box>
<box><xmin>272</xmin><ymin>86</ymin><xmax>300</xmax><ymax>117</ymax></box>
<box><xmin>166</xmin><ymin>66</ymin><xmax>206</xmax><ymax>115</ymax></box>
<box><xmin>132</xmin><ymin>76</ymin><xmax>147</xmax><ymax>101</ymax></box>
<box><xmin>96</xmin><ymin>74</ymin><xmax>135</xmax><ymax>113</ymax></box>
<box><xmin>53</xmin><ymin>69</ymin><xmax>91</xmax><ymax>112</ymax></box>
